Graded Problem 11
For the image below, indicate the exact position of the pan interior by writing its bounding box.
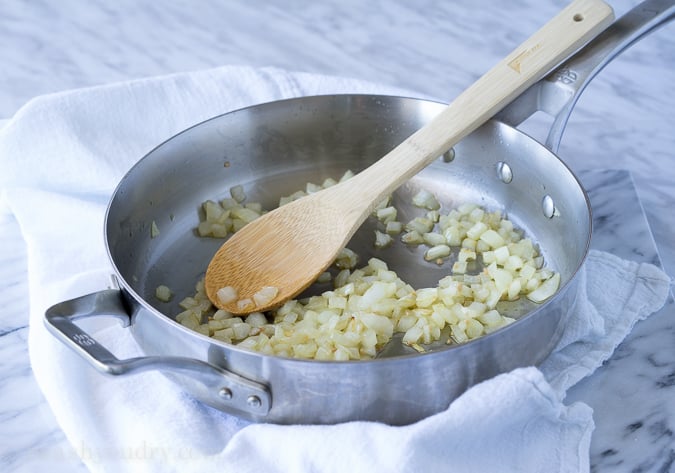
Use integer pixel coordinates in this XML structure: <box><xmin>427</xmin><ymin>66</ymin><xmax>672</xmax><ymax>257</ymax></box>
<box><xmin>105</xmin><ymin>94</ymin><xmax>591</xmax><ymax>356</ymax></box>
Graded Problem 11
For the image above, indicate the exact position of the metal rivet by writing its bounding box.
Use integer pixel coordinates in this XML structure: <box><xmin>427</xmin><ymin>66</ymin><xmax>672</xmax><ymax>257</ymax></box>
<box><xmin>218</xmin><ymin>387</ymin><xmax>233</xmax><ymax>400</ymax></box>
<box><xmin>542</xmin><ymin>195</ymin><xmax>556</xmax><ymax>218</ymax></box>
<box><xmin>496</xmin><ymin>161</ymin><xmax>513</xmax><ymax>183</ymax></box>
<box><xmin>442</xmin><ymin>148</ymin><xmax>455</xmax><ymax>162</ymax></box>
<box><xmin>247</xmin><ymin>395</ymin><xmax>262</xmax><ymax>408</ymax></box>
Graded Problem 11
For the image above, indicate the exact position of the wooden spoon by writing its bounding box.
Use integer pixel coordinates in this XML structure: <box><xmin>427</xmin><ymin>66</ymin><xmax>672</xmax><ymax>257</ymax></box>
<box><xmin>205</xmin><ymin>0</ymin><xmax>613</xmax><ymax>314</ymax></box>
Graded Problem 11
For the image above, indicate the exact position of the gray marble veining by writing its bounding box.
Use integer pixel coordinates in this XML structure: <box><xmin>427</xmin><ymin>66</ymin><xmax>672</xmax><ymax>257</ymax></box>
<box><xmin>1</xmin><ymin>0</ymin><xmax>674</xmax><ymax>471</ymax></box>
<box><xmin>568</xmin><ymin>170</ymin><xmax>675</xmax><ymax>473</ymax></box>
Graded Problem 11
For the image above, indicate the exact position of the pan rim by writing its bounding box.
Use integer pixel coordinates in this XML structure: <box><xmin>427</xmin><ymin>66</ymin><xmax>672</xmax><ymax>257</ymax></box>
<box><xmin>104</xmin><ymin>93</ymin><xmax>593</xmax><ymax>365</ymax></box>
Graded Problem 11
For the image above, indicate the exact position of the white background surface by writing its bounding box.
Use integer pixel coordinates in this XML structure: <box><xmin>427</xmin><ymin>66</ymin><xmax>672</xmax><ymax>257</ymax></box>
<box><xmin>1</xmin><ymin>1</ymin><xmax>674</xmax><ymax>471</ymax></box>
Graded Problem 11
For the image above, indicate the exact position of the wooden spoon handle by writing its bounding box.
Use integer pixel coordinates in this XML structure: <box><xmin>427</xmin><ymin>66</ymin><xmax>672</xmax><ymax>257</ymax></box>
<box><xmin>205</xmin><ymin>0</ymin><xmax>614</xmax><ymax>315</ymax></box>
<box><xmin>341</xmin><ymin>0</ymin><xmax>614</xmax><ymax>213</ymax></box>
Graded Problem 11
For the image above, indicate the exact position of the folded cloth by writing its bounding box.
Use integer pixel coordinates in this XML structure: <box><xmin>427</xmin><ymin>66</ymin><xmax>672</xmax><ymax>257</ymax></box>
<box><xmin>0</xmin><ymin>65</ymin><xmax>670</xmax><ymax>473</ymax></box>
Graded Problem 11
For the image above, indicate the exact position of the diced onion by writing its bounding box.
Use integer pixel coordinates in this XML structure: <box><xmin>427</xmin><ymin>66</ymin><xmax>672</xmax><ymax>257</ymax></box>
<box><xmin>150</xmin><ymin>221</ymin><xmax>160</xmax><ymax>238</ymax></box>
<box><xmin>253</xmin><ymin>286</ymin><xmax>279</xmax><ymax>307</ymax></box>
<box><xmin>401</xmin><ymin>230</ymin><xmax>424</xmax><ymax>245</ymax></box>
<box><xmin>423</xmin><ymin>232</ymin><xmax>447</xmax><ymax>247</ymax></box>
<box><xmin>405</xmin><ymin>217</ymin><xmax>434</xmax><ymax>234</ymax></box>
<box><xmin>479</xmin><ymin>229</ymin><xmax>505</xmax><ymax>248</ymax></box>
<box><xmin>527</xmin><ymin>272</ymin><xmax>561</xmax><ymax>302</ymax></box>
<box><xmin>316</xmin><ymin>271</ymin><xmax>332</xmax><ymax>284</ymax></box>
<box><xmin>178</xmin><ymin>171</ymin><xmax>559</xmax><ymax>360</ymax></box>
<box><xmin>237</xmin><ymin>298</ymin><xmax>253</xmax><ymax>311</ymax></box>
<box><xmin>230</xmin><ymin>185</ymin><xmax>246</xmax><ymax>203</ymax></box>
<box><xmin>374</xmin><ymin>230</ymin><xmax>394</xmax><ymax>249</ymax></box>
<box><xmin>216</xmin><ymin>286</ymin><xmax>238</xmax><ymax>305</ymax></box>
<box><xmin>335</xmin><ymin>247</ymin><xmax>359</xmax><ymax>269</ymax></box>
<box><xmin>424</xmin><ymin>244</ymin><xmax>451</xmax><ymax>261</ymax></box>
<box><xmin>385</xmin><ymin>221</ymin><xmax>403</xmax><ymax>235</ymax></box>
<box><xmin>452</xmin><ymin>260</ymin><xmax>467</xmax><ymax>274</ymax></box>
<box><xmin>376</xmin><ymin>206</ymin><xmax>398</xmax><ymax>224</ymax></box>
<box><xmin>155</xmin><ymin>285</ymin><xmax>173</xmax><ymax>302</ymax></box>
<box><xmin>412</xmin><ymin>189</ymin><xmax>441</xmax><ymax>210</ymax></box>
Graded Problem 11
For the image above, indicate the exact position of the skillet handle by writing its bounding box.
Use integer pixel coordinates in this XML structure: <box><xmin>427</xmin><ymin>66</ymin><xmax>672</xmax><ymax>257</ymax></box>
<box><xmin>497</xmin><ymin>0</ymin><xmax>675</xmax><ymax>152</ymax></box>
<box><xmin>44</xmin><ymin>289</ymin><xmax>271</xmax><ymax>416</ymax></box>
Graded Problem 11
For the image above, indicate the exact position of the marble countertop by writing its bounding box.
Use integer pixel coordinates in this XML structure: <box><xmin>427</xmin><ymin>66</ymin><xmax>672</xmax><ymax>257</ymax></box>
<box><xmin>1</xmin><ymin>1</ymin><xmax>674</xmax><ymax>471</ymax></box>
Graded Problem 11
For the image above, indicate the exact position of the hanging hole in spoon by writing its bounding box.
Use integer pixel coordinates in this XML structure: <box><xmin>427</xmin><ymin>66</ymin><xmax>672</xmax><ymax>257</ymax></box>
<box><xmin>573</xmin><ymin>13</ymin><xmax>584</xmax><ymax>22</ymax></box>
<box><xmin>442</xmin><ymin>148</ymin><xmax>455</xmax><ymax>163</ymax></box>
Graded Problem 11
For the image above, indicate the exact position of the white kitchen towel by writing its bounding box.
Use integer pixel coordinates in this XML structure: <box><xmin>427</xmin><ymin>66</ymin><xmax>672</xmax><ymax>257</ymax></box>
<box><xmin>0</xmin><ymin>65</ymin><xmax>670</xmax><ymax>473</ymax></box>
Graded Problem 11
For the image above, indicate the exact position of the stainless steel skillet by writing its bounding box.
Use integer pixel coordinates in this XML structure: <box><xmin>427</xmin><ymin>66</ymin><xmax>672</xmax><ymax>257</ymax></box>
<box><xmin>45</xmin><ymin>0</ymin><xmax>675</xmax><ymax>425</ymax></box>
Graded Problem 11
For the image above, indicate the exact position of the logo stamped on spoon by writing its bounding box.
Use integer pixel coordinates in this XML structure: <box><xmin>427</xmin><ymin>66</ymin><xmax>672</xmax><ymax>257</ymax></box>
<box><xmin>508</xmin><ymin>42</ymin><xmax>543</xmax><ymax>73</ymax></box>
